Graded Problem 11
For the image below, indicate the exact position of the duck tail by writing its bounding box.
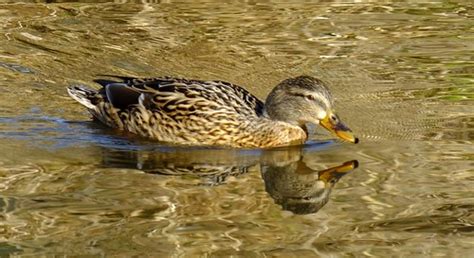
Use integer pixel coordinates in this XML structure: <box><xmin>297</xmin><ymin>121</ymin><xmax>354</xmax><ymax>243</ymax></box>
<box><xmin>67</xmin><ymin>85</ymin><xmax>99</xmax><ymax>110</ymax></box>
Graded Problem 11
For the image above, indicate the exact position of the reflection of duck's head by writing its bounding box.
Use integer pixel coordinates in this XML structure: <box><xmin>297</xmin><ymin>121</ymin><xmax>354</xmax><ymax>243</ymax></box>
<box><xmin>266</xmin><ymin>76</ymin><xmax>358</xmax><ymax>144</ymax></box>
<box><xmin>261</xmin><ymin>160</ymin><xmax>358</xmax><ymax>215</ymax></box>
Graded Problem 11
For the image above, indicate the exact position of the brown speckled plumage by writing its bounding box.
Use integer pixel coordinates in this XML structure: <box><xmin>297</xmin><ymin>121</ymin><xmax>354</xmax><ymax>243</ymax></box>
<box><xmin>68</xmin><ymin>75</ymin><xmax>354</xmax><ymax>148</ymax></box>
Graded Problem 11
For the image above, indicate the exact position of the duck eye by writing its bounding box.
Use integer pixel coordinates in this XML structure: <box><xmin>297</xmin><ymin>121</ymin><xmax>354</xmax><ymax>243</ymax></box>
<box><xmin>330</xmin><ymin>114</ymin><xmax>337</xmax><ymax>122</ymax></box>
<box><xmin>305</xmin><ymin>95</ymin><xmax>315</xmax><ymax>101</ymax></box>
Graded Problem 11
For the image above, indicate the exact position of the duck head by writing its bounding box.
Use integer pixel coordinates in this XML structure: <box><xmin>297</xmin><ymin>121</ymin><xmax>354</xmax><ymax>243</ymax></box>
<box><xmin>265</xmin><ymin>75</ymin><xmax>359</xmax><ymax>144</ymax></box>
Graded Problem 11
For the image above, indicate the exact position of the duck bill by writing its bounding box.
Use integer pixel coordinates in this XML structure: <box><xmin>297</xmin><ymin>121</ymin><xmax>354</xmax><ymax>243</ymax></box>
<box><xmin>319</xmin><ymin>115</ymin><xmax>359</xmax><ymax>144</ymax></box>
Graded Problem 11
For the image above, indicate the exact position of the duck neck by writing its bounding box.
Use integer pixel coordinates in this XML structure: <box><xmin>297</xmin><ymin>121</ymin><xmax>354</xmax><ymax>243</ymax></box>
<box><xmin>263</xmin><ymin>107</ymin><xmax>307</xmax><ymax>133</ymax></box>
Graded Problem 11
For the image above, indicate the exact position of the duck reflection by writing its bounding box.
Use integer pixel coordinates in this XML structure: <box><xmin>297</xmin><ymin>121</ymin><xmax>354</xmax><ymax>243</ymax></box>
<box><xmin>262</xmin><ymin>159</ymin><xmax>358</xmax><ymax>214</ymax></box>
<box><xmin>98</xmin><ymin>144</ymin><xmax>358</xmax><ymax>214</ymax></box>
<box><xmin>100</xmin><ymin>146</ymin><xmax>262</xmax><ymax>186</ymax></box>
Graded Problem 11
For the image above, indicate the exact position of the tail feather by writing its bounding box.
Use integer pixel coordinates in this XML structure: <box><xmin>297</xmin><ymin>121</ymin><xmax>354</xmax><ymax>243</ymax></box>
<box><xmin>67</xmin><ymin>85</ymin><xmax>98</xmax><ymax>110</ymax></box>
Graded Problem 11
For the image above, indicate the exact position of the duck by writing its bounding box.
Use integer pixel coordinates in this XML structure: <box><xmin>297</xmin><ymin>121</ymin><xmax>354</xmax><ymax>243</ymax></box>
<box><xmin>67</xmin><ymin>75</ymin><xmax>358</xmax><ymax>148</ymax></box>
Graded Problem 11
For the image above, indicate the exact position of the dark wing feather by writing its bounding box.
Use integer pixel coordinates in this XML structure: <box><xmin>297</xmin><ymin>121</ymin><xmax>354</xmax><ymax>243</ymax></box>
<box><xmin>105</xmin><ymin>83</ymin><xmax>141</xmax><ymax>109</ymax></box>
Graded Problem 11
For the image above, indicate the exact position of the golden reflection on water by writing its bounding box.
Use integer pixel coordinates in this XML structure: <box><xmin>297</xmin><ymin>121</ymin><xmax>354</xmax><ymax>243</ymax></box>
<box><xmin>0</xmin><ymin>1</ymin><xmax>473</xmax><ymax>257</ymax></box>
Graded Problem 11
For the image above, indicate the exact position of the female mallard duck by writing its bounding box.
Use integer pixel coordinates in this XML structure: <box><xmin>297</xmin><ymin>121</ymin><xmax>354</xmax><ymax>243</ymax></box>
<box><xmin>67</xmin><ymin>75</ymin><xmax>358</xmax><ymax>148</ymax></box>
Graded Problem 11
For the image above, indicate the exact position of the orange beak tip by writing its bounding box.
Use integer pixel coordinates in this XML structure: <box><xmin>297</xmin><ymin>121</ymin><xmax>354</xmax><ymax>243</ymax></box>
<box><xmin>352</xmin><ymin>160</ymin><xmax>359</xmax><ymax>168</ymax></box>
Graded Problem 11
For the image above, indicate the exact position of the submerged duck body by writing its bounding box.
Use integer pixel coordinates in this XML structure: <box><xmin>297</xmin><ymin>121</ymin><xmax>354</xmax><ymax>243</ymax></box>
<box><xmin>68</xmin><ymin>75</ymin><xmax>357</xmax><ymax>148</ymax></box>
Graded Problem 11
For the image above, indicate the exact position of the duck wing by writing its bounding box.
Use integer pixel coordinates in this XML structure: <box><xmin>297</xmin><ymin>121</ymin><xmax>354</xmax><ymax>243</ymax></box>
<box><xmin>95</xmin><ymin>76</ymin><xmax>265</xmax><ymax>117</ymax></box>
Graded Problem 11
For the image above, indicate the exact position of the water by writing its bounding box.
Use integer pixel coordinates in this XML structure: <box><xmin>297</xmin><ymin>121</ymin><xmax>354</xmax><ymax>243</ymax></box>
<box><xmin>0</xmin><ymin>1</ymin><xmax>473</xmax><ymax>256</ymax></box>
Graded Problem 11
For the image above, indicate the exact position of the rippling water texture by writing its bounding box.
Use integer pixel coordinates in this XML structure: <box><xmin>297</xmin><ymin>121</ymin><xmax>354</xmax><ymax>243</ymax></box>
<box><xmin>0</xmin><ymin>1</ymin><xmax>473</xmax><ymax>256</ymax></box>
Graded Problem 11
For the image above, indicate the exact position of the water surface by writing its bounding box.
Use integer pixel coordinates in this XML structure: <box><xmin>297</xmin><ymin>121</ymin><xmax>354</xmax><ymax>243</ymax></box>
<box><xmin>0</xmin><ymin>1</ymin><xmax>473</xmax><ymax>256</ymax></box>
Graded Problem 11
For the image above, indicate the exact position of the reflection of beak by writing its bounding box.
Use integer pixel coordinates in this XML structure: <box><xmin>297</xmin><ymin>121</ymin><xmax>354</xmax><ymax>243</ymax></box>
<box><xmin>318</xmin><ymin>160</ymin><xmax>359</xmax><ymax>184</ymax></box>
<box><xmin>319</xmin><ymin>115</ymin><xmax>359</xmax><ymax>144</ymax></box>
